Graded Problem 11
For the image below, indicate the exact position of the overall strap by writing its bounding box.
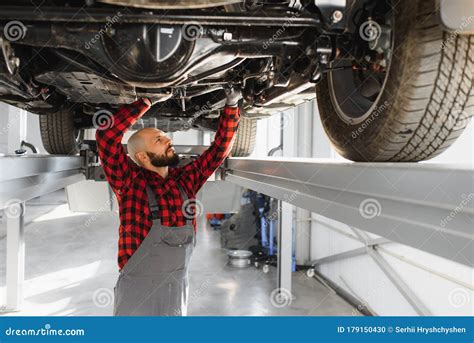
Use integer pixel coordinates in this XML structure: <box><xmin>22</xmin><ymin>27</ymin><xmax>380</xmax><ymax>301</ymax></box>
<box><xmin>176</xmin><ymin>183</ymin><xmax>194</xmax><ymax>226</ymax></box>
<box><xmin>146</xmin><ymin>182</ymin><xmax>194</xmax><ymax>226</ymax></box>
<box><xmin>145</xmin><ymin>184</ymin><xmax>161</xmax><ymax>222</ymax></box>
<box><xmin>176</xmin><ymin>182</ymin><xmax>188</xmax><ymax>202</ymax></box>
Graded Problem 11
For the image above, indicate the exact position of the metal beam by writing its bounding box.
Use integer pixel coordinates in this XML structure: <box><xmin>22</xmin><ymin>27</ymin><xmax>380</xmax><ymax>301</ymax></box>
<box><xmin>310</xmin><ymin>247</ymin><xmax>367</xmax><ymax>265</ymax></box>
<box><xmin>0</xmin><ymin>154</ymin><xmax>85</xmax><ymax>207</ymax></box>
<box><xmin>368</xmin><ymin>248</ymin><xmax>431</xmax><ymax>315</ymax></box>
<box><xmin>350</xmin><ymin>227</ymin><xmax>431</xmax><ymax>316</ymax></box>
<box><xmin>0</xmin><ymin>6</ymin><xmax>320</xmax><ymax>27</ymax></box>
<box><xmin>223</xmin><ymin>158</ymin><xmax>474</xmax><ymax>267</ymax></box>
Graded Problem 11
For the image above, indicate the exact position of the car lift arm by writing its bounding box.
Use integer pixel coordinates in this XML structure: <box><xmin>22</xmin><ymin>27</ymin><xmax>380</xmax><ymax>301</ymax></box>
<box><xmin>222</xmin><ymin>157</ymin><xmax>473</xmax><ymax>268</ymax></box>
<box><xmin>221</xmin><ymin>157</ymin><xmax>473</xmax><ymax>314</ymax></box>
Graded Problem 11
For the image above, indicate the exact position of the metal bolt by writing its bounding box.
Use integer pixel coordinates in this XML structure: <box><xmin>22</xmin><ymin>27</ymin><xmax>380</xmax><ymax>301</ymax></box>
<box><xmin>331</xmin><ymin>10</ymin><xmax>343</xmax><ymax>23</ymax></box>
<box><xmin>10</xmin><ymin>57</ymin><xmax>20</xmax><ymax>68</ymax></box>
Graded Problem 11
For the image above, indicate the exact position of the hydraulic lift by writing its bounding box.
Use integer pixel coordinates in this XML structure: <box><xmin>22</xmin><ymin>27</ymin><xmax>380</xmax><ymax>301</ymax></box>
<box><xmin>221</xmin><ymin>157</ymin><xmax>473</xmax><ymax>315</ymax></box>
<box><xmin>1</xmin><ymin>148</ymin><xmax>472</xmax><ymax>313</ymax></box>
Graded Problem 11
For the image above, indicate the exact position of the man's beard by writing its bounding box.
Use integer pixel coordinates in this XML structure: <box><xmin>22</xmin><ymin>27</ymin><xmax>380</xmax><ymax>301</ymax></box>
<box><xmin>146</xmin><ymin>150</ymin><xmax>180</xmax><ymax>167</ymax></box>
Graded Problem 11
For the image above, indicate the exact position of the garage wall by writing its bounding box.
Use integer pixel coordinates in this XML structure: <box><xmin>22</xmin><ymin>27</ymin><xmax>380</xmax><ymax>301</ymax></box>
<box><xmin>0</xmin><ymin>103</ymin><xmax>9</xmax><ymax>153</ymax></box>
<box><xmin>255</xmin><ymin>100</ymin><xmax>473</xmax><ymax>316</ymax></box>
<box><xmin>0</xmin><ymin>104</ymin><xmax>45</xmax><ymax>155</ymax></box>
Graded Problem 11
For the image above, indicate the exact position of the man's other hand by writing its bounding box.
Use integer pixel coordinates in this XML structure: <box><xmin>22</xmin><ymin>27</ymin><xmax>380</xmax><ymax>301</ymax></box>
<box><xmin>142</xmin><ymin>98</ymin><xmax>152</xmax><ymax>106</ymax></box>
<box><xmin>143</xmin><ymin>97</ymin><xmax>160</xmax><ymax>106</ymax></box>
<box><xmin>225</xmin><ymin>87</ymin><xmax>242</xmax><ymax>107</ymax></box>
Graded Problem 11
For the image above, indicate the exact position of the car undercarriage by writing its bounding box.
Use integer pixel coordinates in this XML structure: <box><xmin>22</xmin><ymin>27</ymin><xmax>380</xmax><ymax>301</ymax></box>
<box><xmin>1</xmin><ymin>1</ymin><xmax>330</xmax><ymax>128</ymax></box>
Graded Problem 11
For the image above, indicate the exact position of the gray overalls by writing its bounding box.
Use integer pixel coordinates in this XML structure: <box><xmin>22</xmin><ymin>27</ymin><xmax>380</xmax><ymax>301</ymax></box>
<box><xmin>113</xmin><ymin>183</ymin><xmax>196</xmax><ymax>316</ymax></box>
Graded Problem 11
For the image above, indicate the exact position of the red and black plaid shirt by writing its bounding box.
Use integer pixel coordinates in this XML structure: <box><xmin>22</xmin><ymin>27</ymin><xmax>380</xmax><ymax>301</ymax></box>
<box><xmin>96</xmin><ymin>98</ymin><xmax>240</xmax><ymax>270</ymax></box>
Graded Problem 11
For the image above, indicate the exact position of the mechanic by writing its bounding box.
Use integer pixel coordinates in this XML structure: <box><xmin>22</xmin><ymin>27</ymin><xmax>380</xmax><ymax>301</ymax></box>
<box><xmin>95</xmin><ymin>88</ymin><xmax>242</xmax><ymax>316</ymax></box>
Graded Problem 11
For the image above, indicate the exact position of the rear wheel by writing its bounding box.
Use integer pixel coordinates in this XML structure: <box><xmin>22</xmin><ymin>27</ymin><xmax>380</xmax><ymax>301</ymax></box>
<box><xmin>317</xmin><ymin>0</ymin><xmax>473</xmax><ymax>162</ymax></box>
<box><xmin>39</xmin><ymin>108</ymin><xmax>84</xmax><ymax>155</ymax></box>
<box><xmin>231</xmin><ymin>116</ymin><xmax>257</xmax><ymax>157</ymax></box>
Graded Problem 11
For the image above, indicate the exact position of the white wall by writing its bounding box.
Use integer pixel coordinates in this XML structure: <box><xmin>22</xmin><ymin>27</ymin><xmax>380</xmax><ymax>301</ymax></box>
<box><xmin>250</xmin><ymin>112</ymin><xmax>284</xmax><ymax>158</ymax></box>
<box><xmin>0</xmin><ymin>104</ymin><xmax>45</xmax><ymax>155</ymax></box>
<box><xmin>429</xmin><ymin>120</ymin><xmax>473</xmax><ymax>166</ymax></box>
<box><xmin>254</xmin><ymin>100</ymin><xmax>473</xmax><ymax>316</ymax></box>
<box><xmin>0</xmin><ymin>103</ymin><xmax>9</xmax><ymax>153</ymax></box>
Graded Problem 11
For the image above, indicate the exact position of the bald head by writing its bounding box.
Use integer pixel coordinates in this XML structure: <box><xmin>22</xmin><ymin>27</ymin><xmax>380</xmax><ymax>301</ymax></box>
<box><xmin>127</xmin><ymin>128</ymin><xmax>169</xmax><ymax>166</ymax></box>
<box><xmin>127</xmin><ymin>130</ymin><xmax>145</xmax><ymax>165</ymax></box>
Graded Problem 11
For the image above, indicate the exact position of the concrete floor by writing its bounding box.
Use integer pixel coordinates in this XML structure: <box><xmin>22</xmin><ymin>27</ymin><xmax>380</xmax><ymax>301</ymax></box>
<box><xmin>0</xmin><ymin>189</ymin><xmax>358</xmax><ymax>316</ymax></box>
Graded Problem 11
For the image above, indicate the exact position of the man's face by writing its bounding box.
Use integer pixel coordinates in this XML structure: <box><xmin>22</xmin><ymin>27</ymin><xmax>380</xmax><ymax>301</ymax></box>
<box><xmin>140</xmin><ymin>128</ymin><xmax>179</xmax><ymax>167</ymax></box>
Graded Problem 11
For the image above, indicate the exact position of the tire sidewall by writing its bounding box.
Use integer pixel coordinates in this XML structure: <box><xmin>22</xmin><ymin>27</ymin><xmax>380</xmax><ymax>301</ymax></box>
<box><xmin>317</xmin><ymin>0</ymin><xmax>422</xmax><ymax>161</ymax></box>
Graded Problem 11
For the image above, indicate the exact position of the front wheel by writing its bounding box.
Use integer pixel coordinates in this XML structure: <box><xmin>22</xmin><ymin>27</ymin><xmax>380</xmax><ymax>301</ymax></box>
<box><xmin>317</xmin><ymin>0</ymin><xmax>473</xmax><ymax>162</ymax></box>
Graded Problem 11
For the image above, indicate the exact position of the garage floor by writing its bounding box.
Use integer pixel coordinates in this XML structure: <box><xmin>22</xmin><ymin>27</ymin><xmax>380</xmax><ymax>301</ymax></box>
<box><xmin>0</xmin><ymin>189</ymin><xmax>357</xmax><ymax>316</ymax></box>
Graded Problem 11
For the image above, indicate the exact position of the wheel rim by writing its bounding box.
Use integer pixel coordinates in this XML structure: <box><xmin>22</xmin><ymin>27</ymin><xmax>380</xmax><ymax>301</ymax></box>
<box><xmin>328</xmin><ymin>0</ymin><xmax>394</xmax><ymax>125</ymax></box>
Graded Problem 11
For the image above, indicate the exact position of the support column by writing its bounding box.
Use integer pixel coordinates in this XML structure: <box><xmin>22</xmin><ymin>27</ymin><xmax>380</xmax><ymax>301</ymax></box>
<box><xmin>277</xmin><ymin>200</ymin><xmax>293</xmax><ymax>297</ymax></box>
<box><xmin>5</xmin><ymin>201</ymin><xmax>25</xmax><ymax>311</ymax></box>
<box><xmin>295</xmin><ymin>102</ymin><xmax>313</xmax><ymax>265</ymax></box>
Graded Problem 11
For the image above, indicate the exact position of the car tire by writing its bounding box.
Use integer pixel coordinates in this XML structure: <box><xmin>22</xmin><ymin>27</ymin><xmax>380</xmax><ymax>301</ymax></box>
<box><xmin>316</xmin><ymin>0</ymin><xmax>473</xmax><ymax>162</ymax></box>
<box><xmin>231</xmin><ymin>116</ymin><xmax>257</xmax><ymax>157</ymax></box>
<box><xmin>39</xmin><ymin>108</ymin><xmax>84</xmax><ymax>155</ymax></box>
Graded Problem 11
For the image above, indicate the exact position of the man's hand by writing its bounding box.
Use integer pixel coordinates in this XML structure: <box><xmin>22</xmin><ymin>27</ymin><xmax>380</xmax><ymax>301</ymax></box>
<box><xmin>142</xmin><ymin>98</ymin><xmax>152</xmax><ymax>106</ymax></box>
<box><xmin>142</xmin><ymin>97</ymin><xmax>160</xmax><ymax>106</ymax></box>
<box><xmin>225</xmin><ymin>87</ymin><xmax>242</xmax><ymax>107</ymax></box>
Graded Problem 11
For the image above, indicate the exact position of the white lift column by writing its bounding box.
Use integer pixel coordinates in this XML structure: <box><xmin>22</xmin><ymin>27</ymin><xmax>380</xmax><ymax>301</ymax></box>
<box><xmin>5</xmin><ymin>201</ymin><xmax>25</xmax><ymax>310</ymax></box>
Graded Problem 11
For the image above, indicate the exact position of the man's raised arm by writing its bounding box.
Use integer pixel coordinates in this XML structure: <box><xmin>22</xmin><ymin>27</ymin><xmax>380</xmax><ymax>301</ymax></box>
<box><xmin>95</xmin><ymin>98</ymin><xmax>151</xmax><ymax>194</ymax></box>
<box><xmin>178</xmin><ymin>89</ymin><xmax>242</xmax><ymax>194</ymax></box>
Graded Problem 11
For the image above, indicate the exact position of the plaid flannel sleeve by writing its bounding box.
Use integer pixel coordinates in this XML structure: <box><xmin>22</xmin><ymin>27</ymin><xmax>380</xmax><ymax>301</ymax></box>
<box><xmin>178</xmin><ymin>106</ymin><xmax>241</xmax><ymax>194</ymax></box>
<box><xmin>95</xmin><ymin>98</ymin><xmax>151</xmax><ymax>194</ymax></box>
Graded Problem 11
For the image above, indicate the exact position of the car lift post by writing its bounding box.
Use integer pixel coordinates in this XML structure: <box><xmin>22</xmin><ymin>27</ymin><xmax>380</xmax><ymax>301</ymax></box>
<box><xmin>4</xmin><ymin>201</ymin><xmax>25</xmax><ymax>311</ymax></box>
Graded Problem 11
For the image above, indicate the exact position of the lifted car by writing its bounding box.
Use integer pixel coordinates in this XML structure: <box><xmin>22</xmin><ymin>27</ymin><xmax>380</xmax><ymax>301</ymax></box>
<box><xmin>0</xmin><ymin>0</ymin><xmax>472</xmax><ymax>160</ymax></box>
